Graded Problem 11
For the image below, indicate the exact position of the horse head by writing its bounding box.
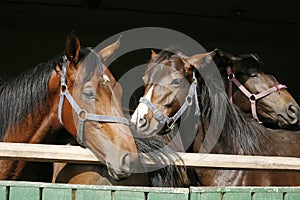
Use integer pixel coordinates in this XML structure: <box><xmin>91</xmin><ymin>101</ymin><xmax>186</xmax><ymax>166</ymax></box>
<box><xmin>49</xmin><ymin>32</ymin><xmax>138</xmax><ymax>180</ymax></box>
<box><xmin>214</xmin><ymin>48</ymin><xmax>300</xmax><ymax>129</ymax></box>
<box><xmin>131</xmin><ymin>49</ymin><xmax>213</xmax><ymax>136</ymax></box>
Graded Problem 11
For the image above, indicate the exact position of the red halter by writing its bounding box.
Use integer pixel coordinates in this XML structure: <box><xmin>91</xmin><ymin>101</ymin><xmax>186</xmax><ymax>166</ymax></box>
<box><xmin>226</xmin><ymin>66</ymin><xmax>287</xmax><ymax>123</ymax></box>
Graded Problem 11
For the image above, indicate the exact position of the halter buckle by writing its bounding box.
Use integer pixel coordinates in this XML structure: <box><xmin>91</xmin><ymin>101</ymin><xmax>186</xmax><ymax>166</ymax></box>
<box><xmin>166</xmin><ymin>118</ymin><xmax>176</xmax><ymax>130</ymax></box>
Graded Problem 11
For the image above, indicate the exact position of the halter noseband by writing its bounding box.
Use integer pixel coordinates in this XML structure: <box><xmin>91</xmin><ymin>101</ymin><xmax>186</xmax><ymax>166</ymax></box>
<box><xmin>139</xmin><ymin>71</ymin><xmax>201</xmax><ymax>131</ymax></box>
<box><xmin>226</xmin><ymin>66</ymin><xmax>287</xmax><ymax>123</ymax></box>
<box><xmin>58</xmin><ymin>55</ymin><xmax>130</xmax><ymax>146</ymax></box>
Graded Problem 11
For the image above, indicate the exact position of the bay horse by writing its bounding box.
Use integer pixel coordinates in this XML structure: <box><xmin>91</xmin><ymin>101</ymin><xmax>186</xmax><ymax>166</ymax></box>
<box><xmin>132</xmin><ymin>49</ymin><xmax>300</xmax><ymax>186</ymax></box>
<box><xmin>50</xmin><ymin>45</ymin><xmax>189</xmax><ymax>187</ymax></box>
<box><xmin>0</xmin><ymin>32</ymin><xmax>139</xmax><ymax>181</ymax></box>
<box><xmin>213</xmin><ymin>48</ymin><xmax>300</xmax><ymax>129</ymax></box>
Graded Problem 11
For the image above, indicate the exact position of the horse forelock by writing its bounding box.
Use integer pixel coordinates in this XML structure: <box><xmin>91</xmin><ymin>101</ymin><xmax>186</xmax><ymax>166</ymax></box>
<box><xmin>145</xmin><ymin>50</ymin><xmax>189</xmax><ymax>85</ymax></box>
<box><xmin>79</xmin><ymin>48</ymin><xmax>105</xmax><ymax>84</ymax></box>
<box><xmin>239</xmin><ymin>53</ymin><xmax>261</xmax><ymax>62</ymax></box>
<box><xmin>236</xmin><ymin>53</ymin><xmax>265</xmax><ymax>71</ymax></box>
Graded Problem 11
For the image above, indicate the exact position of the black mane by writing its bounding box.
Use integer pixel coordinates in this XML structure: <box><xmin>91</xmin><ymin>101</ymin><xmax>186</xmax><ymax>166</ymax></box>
<box><xmin>0</xmin><ymin>54</ymin><xmax>62</xmax><ymax>140</ymax></box>
<box><xmin>198</xmin><ymin>71</ymin><xmax>270</xmax><ymax>155</ymax></box>
<box><xmin>134</xmin><ymin>134</ymin><xmax>188</xmax><ymax>187</ymax></box>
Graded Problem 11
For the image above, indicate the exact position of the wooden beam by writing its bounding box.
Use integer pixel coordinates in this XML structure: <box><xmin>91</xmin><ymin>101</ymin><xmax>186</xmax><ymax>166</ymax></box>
<box><xmin>177</xmin><ymin>153</ymin><xmax>300</xmax><ymax>170</ymax></box>
<box><xmin>0</xmin><ymin>142</ymin><xmax>100</xmax><ymax>164</ymax></box>
<box><xmin>0</xmin><ymin>142</ymin><xmax>299</xmax><ymax>170</ymax></box>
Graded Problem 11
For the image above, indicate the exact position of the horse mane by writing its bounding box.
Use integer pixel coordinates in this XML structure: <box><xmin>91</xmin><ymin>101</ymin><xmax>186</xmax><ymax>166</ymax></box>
<box><xmin>0</xmin><ymin>54</ymin><xmax>61</xmax><ymax>140</ymax></box>
<box><xmin>134</xmin><ymin>134</ymin><xmax>188</xmax><ymax>187</ymax></box>
<box><xmin>0</xmin><ymin>48</ymin><xmax>99</xmax><ymax>140</ymax></box>
<box><xmin>198</xmin><ymin>74</ymin><xmax>271</xmax><ymax>155</ymax></box>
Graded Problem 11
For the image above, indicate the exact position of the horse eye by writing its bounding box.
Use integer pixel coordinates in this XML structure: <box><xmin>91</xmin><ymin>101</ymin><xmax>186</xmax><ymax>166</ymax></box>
<box><xmin>171</xmin><ymin>78</ymin><xmax>181</xmax><ymax>86</ymax></box>
<box><xmin>83</xmin><ymin>89</ymin><xmax>95</xmax><ymax>99</ymax></box>
<box><xmin>249</xmin><ymin>73</ymin><xmax>258</xmax><ymax>78</ymax></box>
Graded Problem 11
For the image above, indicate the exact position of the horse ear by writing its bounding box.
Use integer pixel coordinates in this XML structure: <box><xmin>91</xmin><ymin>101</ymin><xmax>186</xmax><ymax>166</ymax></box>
<box><xmin>216</xmin><ymin>48</ymin><xmax>241</xmax><ymax>61</ymax></box>
<box><xmin>65</xmin><ymin>31</ymin><xmax>81</xmax><ymax>64</ymax></box>
<box><xmin>98</xmin><ymin>36</ymin><xmax>121</xmax><ymax>61</ymax></box>
<box><xmin>151</xmin><ymin>50</ymin><xmax>158</xmax><ymax>59</ymax></box>
<box><xmin>186</xmin><ymin>51</ymin><xmax>215</xmax><ymax>69</ymax></box>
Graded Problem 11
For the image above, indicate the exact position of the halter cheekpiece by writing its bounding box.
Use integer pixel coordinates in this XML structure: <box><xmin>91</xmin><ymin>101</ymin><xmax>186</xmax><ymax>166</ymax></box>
<box><xmin>58</xmin><ymin>54</ymin><xmax>130</xmax><ymax>146</ymax></box>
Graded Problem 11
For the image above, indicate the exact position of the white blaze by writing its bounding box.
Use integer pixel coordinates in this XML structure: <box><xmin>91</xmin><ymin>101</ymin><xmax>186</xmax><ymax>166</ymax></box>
<box><xmin>103</xmin><ymin>74</ymin><xmax>110</xmax><ymax>83</ymax></box>
<box><xmin>131</xmin><ymin>86</ymin><xmax>154</xmax><ymax>126</ymax></box>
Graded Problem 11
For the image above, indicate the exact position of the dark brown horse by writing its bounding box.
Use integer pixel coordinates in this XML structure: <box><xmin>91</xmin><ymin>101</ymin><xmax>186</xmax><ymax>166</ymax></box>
<box><xmin>132</xmin><ymin>49</ymin><xmax>300</xmax><ymax>186</ymax></box>
<box><xmin>213</xmin><ymin>49</ymin><xmax>300</xmax><ymax>129</ymax></box>
<box><xmin>0</xmin><ymin>32</ymin><xmax>139</xmax><ymax>181</ymax></box>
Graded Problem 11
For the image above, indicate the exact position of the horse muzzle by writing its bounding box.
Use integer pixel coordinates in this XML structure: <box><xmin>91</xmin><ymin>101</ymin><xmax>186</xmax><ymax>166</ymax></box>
<box><xmin>106</xmin><ymin>153</ymin><xmax>137</xmax><ymax>181</ymax></box>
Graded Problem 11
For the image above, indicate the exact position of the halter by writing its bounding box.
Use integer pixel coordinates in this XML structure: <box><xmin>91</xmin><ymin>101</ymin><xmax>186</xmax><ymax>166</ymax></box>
<box><xmin>139</xmin><ymin>71</ymin><xmax>201</xmax><ymax>131</ymax></box>
<box><xmin>226</xmin><ymin>66</ymin><xmax>287</xmax><ymax>123</ymax></box>
<box><xmin>58</xmin><ymin>55</ymin><xmax>130</xmax><ymax>146</ymax></box>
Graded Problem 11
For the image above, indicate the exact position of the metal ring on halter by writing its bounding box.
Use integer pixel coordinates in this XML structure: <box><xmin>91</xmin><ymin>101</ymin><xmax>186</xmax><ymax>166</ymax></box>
<box><xmin>166</xmin><ymin>118</ymin><xmax>176</xmax><ymax>130</ymax></box>
<box><xmin>78</xmin><ymin>109</ymin><xmax>88</xmax><ymax>121</ymax></box>
<box><xmin>153</xmin><ymin>109</ymin><xmax>164</xmax><ymax>121</ymax></box>
<box><xmin>249</xmin><ymin>94</ymin><xmax>256</xmax><ymax>102</ymax></box>
<box><xmin>227</xmin><ymin>73</ymin><xmax>235</xmax><ymax>80</ymax></box>
<box><xmin>186</xmin><ymin>95</ymin><xmax>193</xmax><ymax>106</ymax></box>
<box><xmin>61</xmin><ymin>84</ymin><xmax>68</xmax><ymax>94</ymax></box>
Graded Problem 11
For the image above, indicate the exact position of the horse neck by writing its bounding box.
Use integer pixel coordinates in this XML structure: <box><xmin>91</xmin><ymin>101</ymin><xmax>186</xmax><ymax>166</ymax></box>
<box><xmin>198</xmin><ymin>83</ymin><xmax>271</xmax><ymax>155</ymax></box>
<box><xmin>0</xmin><ymin>64</ymin><xmax>60</xmax><ymax>144</ymax></box>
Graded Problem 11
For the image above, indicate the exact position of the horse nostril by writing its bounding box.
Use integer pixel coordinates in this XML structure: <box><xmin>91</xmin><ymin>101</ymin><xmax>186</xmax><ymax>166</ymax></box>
<box><xmin>121</xmin><ymin>154</ymin><xmax>131</xmax><ymax>173</ymax></box>
<box><xmin>138</xmin><ymin>117</ymin><xmax>147</xmax><ymax>128</ymax></box>
<box><xmin>288</xmin><ymin>104</ymin><xmax>298</xmax><ymax>114</ymax></box>
<box><xmin>287</xmin><ymin>104</ymin><xmax>299</xmax><ymax>124</ymax></box>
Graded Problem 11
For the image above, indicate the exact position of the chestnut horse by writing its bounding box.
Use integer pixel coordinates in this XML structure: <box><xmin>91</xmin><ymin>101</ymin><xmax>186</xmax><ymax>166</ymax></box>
<box><xmin>0</xmin><ymin>32</ymin><xmax>138</xmax><ymax>181</ymax></box>
<box><xmin>213</xmin><ymin>49</ymin><xmax>300</xmax><ymax>129</ymax></box>
<box><xmin>132</xmin><ymin>49</ymin><xmax>300</xmax><ymax>186</ymax></box>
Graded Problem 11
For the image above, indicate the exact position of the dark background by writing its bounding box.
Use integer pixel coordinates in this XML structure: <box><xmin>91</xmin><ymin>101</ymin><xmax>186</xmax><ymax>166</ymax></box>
<box><xmin>1</xmin><ymin>0</ymin><xmax>299</xmax><ymax>102</ymax></box>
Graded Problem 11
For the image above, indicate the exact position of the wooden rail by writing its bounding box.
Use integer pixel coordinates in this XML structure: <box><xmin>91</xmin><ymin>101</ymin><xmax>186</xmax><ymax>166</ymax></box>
<box><xmin>0</xmin><ymin>142</ymin><xmax>299</xmax><ymax>170</ymax></box>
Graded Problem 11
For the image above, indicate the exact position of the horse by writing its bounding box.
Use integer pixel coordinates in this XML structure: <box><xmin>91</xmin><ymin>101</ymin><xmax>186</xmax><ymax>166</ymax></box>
<box><xmin>131</xmin><ymin>48</ymin><xmax>299</xmax><ymax>136</ymax></box>
<box><xmin>213</xmin><ymin>48</ymin><xmax>300</xmax><ymax>129</ymax></box>
<box><xmin>50</xmin><ymin>44</ymin><xmax>189</xmax><ymax>187</ymax></box>
<box><xmin>131</xmin><ymin>49</ymin><xmax>300</xmax><ymax>186</ymax></box>
<box><xmin>0</xmin><ymin>32</ymin><xmax>139</xmax><ymax>182</ymax></box>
